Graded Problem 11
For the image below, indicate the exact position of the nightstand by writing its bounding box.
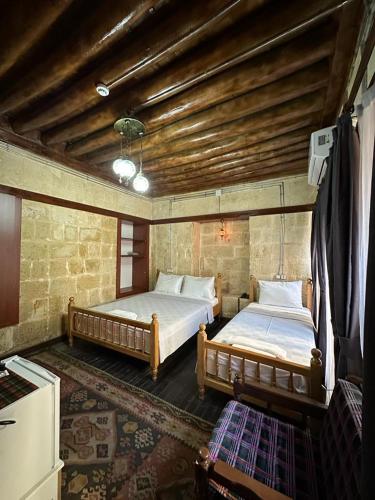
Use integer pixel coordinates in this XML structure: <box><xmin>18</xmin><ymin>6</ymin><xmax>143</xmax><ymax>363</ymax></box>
<box><xmin>237</xmin><ymin>296</ymin><xmax>250</xmax><ymax>312</ymax></box>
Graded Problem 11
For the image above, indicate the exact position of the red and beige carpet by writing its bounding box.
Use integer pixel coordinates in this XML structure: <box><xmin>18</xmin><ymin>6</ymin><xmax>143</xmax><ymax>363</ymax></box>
<box><xmin>30</xmin><ymin>350</ymin><xmax>213</xmax><ymax>499</ymax></box>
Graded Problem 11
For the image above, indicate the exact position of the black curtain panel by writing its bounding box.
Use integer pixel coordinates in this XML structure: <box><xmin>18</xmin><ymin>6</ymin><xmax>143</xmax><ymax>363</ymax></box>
<box><xmin>326</xmin><ymin>114</ymin><xmax>362</xmax><ymax>378</ymax></box>
<box><xmin>362</xmin><ymin>140</ymin><xmax>375</xmax><ymax>500</ymax></box>
<box><xmin>311</xmin><ymin>113</ymin><xmax>363</xmax><ymax>384</ymax></box>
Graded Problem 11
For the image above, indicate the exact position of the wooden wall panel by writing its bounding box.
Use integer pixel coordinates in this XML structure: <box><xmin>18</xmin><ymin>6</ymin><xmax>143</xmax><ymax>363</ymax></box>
<box><xmin>0</xmin><ymin>193</ymin><xmax>21</xmax><ymax>327</ymax></box>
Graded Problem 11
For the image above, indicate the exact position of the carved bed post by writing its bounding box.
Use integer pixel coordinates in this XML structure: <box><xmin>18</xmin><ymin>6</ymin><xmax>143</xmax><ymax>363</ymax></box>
<box><xmin>197</xmin><ymin>323</ymin><xmax>207</xmax><ymax>399</ymax></box>
<box><xmin>249</xmin><ymin>275</ymin><xmax>257</xmax><ymax>303</ymax></box>
<box><xmin>310</xmin><ymin>348</ymin><xmax>326</xmax><ymax>403</ymax></box>
<box><xmin>216</xmin><ymin>273</ymin><xmax>222</xmax><ymax>318</ymax></box>
<box><xmin>150</xmin><ymin>313</ymin><xmax>159</xmax><ymax>382</ymax></box>
<box><xmin>195</xmin><ymin>447</ymin><xmax>211</xmax><ymax>500</ymax></box>
<box><xmin>68</xmin><ymin>297</ymin><xmax>75</xmax><ymax>347</ymax></box>
<box><xmin>306</xmin><ymin>278</ymin><xmax>313</xmax><ymax>312</ymax></box>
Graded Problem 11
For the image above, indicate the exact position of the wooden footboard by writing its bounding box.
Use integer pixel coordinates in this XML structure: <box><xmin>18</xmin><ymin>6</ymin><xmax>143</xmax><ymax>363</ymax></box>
<box><xmin>196</xmin><ymin>325</ymin><xmax>326</xmax><ymax>403</ymax></box>
<box><xmin>68</xmin><ymin>297</ymin><xmax>160</xmax><ymax>381</ymax></box>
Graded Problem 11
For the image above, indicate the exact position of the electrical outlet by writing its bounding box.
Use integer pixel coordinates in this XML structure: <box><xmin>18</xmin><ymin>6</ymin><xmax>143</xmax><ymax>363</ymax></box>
<box><xmin>275</xmin><ymin>274</ymin><xmax>281</xmax><ymax>279</ymax></box>
<box><xmin>166</xmin><ymin>268</ymin><xmax>173</xmax><ymax>273</ymax></box>
<box><xmin>281</xmin><ymin>274</ymin><xmax>287</xmax><ymax>280</ymax></box>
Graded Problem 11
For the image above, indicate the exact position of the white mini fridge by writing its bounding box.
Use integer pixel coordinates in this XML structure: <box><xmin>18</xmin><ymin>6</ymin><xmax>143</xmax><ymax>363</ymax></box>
<box><xmin>0</xmin><ymin>355</ymin><xmax>64</xmax><ymax>500</ymax></box>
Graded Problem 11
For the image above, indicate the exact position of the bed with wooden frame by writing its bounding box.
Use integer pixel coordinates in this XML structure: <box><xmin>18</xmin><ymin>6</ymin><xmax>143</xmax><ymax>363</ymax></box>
<box><xmin>67</xmin><ymin>272</ymin><xmax>222</xmax><ymax>381</ymax></box>
<box><xmin>197</xmin><ymin>275</ymin><xmax>326</xmax><ymax>404</ymax></box>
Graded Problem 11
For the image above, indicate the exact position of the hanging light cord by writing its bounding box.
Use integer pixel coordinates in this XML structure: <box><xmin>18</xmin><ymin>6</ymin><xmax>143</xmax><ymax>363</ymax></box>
<box><xmin>139</xmin><ymin>133</ymin><xmax>144</xmax><ymax>174</ymax></box>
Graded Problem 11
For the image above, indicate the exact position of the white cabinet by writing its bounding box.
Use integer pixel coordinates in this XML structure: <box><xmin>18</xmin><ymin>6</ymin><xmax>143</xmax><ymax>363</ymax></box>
<box><xmin>0</xmin><ymin>356</ymin><xmax>63</xmax><ymax>500</ymax></box>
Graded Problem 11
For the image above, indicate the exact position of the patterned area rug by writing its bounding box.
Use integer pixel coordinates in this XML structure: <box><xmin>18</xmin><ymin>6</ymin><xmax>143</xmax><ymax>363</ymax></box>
<box><xmin>30</xmin><ymin>350</ymin><xmax>213</xmax><ymax>500</ymax></box>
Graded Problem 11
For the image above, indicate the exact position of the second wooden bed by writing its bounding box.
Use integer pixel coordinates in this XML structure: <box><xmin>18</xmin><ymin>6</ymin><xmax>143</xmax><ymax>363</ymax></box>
<box><xmin>197</xmin><ymin>276</ymin><xmax>326</xmax><ymax>404</ymax></box>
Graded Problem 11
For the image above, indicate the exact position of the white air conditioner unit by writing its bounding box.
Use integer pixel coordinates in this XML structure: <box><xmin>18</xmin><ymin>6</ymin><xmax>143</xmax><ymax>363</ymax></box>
<box><xmin>308</xmin><ymin>126</ymin><xmax>334</xmax><ymax>186</ymax></box>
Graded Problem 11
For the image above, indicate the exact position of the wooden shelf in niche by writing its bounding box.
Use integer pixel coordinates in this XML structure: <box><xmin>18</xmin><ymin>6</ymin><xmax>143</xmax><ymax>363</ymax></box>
<box><xmin>121</xmin><ymin>254</ymin><xmax>145</xmax><ymax>258</ymax></box>
<box><xmin>121</xmin><ymin>237</ymin><xmax>146</xmax><ymax>242</ymax></box>
<box><xmin>117</xmin><ymin>218</ymin><xmax>149</xmax><ymax>299</ymax></box>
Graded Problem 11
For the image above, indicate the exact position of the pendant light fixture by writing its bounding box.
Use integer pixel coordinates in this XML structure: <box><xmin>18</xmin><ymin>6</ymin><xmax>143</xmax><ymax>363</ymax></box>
<box><xmin>132</xmin><ymin>132</ymin><xmax>149</xmax><ymax>193</ymax></box>
<box><xmin>112</xmin><ymin>117</ymin><xmax>149</xmax><ymax>192</ymax></box>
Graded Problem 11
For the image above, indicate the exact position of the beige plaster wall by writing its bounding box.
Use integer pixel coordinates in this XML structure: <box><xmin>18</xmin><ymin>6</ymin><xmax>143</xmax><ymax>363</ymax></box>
<box><xmin>0</xmin><ymin>200</ymin><xmax>117</xmax><ymax>355</ymax></box>
<box><xmin>0</xmin><ymin>143</ymin><xmax>152</xmax><ymax>219</ymax></box>
<box><xmin>199</xmin><ymin>220</ymin><xmax>249</xmax><ymax>295</ymax></box>
<box><xmin>149</xmin><ymin>222</ymin><xmax>200</xmax><ymax>288</ymax></box>
<box><xmin>152</xmin><ymin>175</ymin><xmax>316</xmax><ymax>220</ymax></box>
<box><xmin>249</xmin><ymin>212</ymin><xmax>312</xmax><ymax>280</ymax></box>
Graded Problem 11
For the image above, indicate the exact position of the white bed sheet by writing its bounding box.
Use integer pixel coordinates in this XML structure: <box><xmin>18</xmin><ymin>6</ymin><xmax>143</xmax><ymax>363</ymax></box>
<box><xmin>207</xmin><ymin>303</ymin><xmax>316</xmax><ymax>394</ymax></box>
<box><xmin>90</xmin><ymin>291</ymin><xmax>215</xmax><ymax>363</ymax></box>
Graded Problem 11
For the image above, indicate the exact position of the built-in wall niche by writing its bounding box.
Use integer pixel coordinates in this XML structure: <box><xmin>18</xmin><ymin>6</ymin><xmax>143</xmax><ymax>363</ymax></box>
<box><xmin>116</xmin><ymin>219</ymin><xmax>149</xmax><ymax>298</ymax></box>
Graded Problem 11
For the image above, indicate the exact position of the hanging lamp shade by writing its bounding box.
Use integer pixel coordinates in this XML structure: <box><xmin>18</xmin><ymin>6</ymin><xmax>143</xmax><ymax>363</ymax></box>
<box><xmin>133</xmin><ymin>171</ymin><xmax>149</xmax><ymax>193</ymax></box>
<box><xmin>112</xmin><ymin>156</ymin><xmax>136</xmax><ymax>181</ymax></box>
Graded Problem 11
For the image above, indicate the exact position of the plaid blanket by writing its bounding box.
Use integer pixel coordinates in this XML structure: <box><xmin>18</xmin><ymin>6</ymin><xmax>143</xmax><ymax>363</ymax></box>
<box><xmin>0</xmin><ymin>369</ymin><xmax>38</xmax><ymax>410</ymax></box>
<box><xmin>320</xmin><ymin>379</ymin><xmax>362</xmax><ymax>500</ymax></box>
<box><xmin>208</xmin><ymin>400</ymin><xmax>320</xmax><ymax>499</ymax></box>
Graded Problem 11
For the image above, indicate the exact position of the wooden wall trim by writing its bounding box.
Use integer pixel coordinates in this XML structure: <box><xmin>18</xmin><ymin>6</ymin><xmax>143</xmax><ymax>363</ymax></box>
<box><xmin>151</xmin><ymin>203</ymin><xmax>314</xmax><ymax>225</ymax></box>
<box><xmin>0</xmin><ymin>183</ymin><xmax>149</xmax><ymax>223</ymax></box>
<box><xmin>0</xmin><ymin>192</ymin><xmax>21</xmax><ymax>328</ymax></box>
<box><xmin>0</xmin><ymin>183</ymin><xmax>314</xmax><ymax>224</ymax></box>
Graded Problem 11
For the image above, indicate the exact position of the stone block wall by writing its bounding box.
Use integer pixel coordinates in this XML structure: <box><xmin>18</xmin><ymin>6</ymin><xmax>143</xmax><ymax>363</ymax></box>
<box><xmin>0</xmin><ymin>200</ymin><xmax>117</xmax><ymax>354</ymax></box>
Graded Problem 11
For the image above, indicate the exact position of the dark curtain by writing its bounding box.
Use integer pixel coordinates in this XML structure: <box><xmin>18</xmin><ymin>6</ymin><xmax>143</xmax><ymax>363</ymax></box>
<box><xmin>326</xmin><ymin>114</ymin><xmax>362</xmax><ymax>378</ymax></box>
<box><xmin>362</xmin><ymin>139</ymin><xmax>375</xmax><ymax>500</ymax></box>
<box><xmin>311</xmin><ymin>113</ymin><xmax>362</xmax><ymax>382</ymax></box>
<box><xmin>311</xmin><ymin>167</ymin><xmax>331</xmax><ymax>372</ymax></box>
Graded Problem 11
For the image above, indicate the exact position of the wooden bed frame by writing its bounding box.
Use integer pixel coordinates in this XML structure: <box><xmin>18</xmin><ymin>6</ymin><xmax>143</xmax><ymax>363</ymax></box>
<box><xmin>197</xmin><ymin>275</ymin><xmax>326</xmax><ymax>404</ymax></box>
<box><xmin>67</xmin><ymin>272</ymin><xmax>222</xmax><ymax>381</ymax></box>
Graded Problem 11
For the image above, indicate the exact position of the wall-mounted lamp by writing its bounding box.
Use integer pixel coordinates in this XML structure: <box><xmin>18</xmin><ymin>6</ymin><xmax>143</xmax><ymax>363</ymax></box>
<box><xmin>219</xmin><ymin>219</ymin><xmax>230</xmax><ymax>241</ymax></box>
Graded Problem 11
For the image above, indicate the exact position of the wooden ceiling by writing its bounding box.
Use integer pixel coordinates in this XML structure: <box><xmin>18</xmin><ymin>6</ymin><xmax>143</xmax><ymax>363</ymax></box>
<box><xmin>0</xmin><ymin>0</ymin><xmax>363</xmax><ymax>197</ymax></box>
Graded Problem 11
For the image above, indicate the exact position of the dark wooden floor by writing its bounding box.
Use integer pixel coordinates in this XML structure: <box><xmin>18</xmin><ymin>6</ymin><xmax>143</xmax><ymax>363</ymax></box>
<box><xmin>50</xmin><ymin>318</ymin><xmax>231</xmax><ymax>424</ymax></box>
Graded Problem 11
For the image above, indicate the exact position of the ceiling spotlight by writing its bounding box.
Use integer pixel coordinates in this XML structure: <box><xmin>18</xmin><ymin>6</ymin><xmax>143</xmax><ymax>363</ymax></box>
<box><xmin>112</xmin><ymin>157</ymin><xmax>136</xmax><ymax>184</ymax></box>
<box><xmin>96</xmin><ymin>83</ymin><xmax>110</xmax><ymax>97</ymax></box>
<box><xmin>133</xmin><ymin>171</ymin><xmax>149</xmax><ymax>193</ymax></box>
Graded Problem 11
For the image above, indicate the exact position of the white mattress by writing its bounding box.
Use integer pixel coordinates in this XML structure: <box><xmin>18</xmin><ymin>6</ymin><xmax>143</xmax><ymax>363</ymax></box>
<box><xmin>90</xmin><ymin>291</ymin><xmax>215</xmax><ymax>363</ymax></box>
<box><xmin>207</xmin><ymin>303</ymin><xmax>316</xmax><ymax>394</ymax></box>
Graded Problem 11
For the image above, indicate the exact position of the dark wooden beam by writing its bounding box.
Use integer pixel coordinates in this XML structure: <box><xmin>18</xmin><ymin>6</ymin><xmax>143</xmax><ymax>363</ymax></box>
<box><xmin>90</xmin><ymin>90</ymin><xmax>325</xmax><ymax>165</ymax></box>
<box><xmin>151</xmin><ymin>151</ymin><xmax>309</xmax><ymax>189</ymax></box>
<box><xmin>145</xmin><ymin>132</ymin><xmax>312</xmax><ymax>175</ymax></box>
<box><xmin>68</xmin><ymin>60</ymin><xmax>328</xmax><ymax>158</ymax></box>
<box><xmin>153</xmin><ymin>161</ymin><xmax>307</xmax><ymax>196</ymax></box>
<box><xmin>150</xmin><ymin>142</ymin><xmax>309</xmax><ymax>184</ymax></box>
<box><xmin>12</xmin><ymin>0</ymin><xmax>266</xmax><ymax>133</ymax></box>
<box><xmin>42</xmin><ymin>24</ymin><xmax>334</xmax><ymax>146</ymax></box>
<box><xmin>0</xmin><ymin>184</ymin><xmax>149</xmax><ymax>222</ymax></box>
<box><xmin>99</xmin><ymin>117</ymin><xmax>319</xmax><ymax>173</ymax></box>
<box><xmin>0</xmin><ymin>0</ymin><xmax>73</xmax><ymax>79</ymax></box>
<box><xmin>344</xmin><ymin>12</ymin><xmax>375</xmax><ymax>111</ymax></box>
<box><xmin>321</xmin><ymin>0</ymin><xmax>364</xmax><ymax>124</ymax></box>
<box><xmin>151</xmin><ymin>203</ymin><xmax>315</xmax><ymax>225</ymax></box>
<box><xmin>0</xmin><ymin>0</ymin><xmax>167</xmax><ymax>114</ymax></box>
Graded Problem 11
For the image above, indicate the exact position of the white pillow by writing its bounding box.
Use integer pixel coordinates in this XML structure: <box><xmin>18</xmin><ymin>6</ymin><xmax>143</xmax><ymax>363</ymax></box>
<box><xmin>258</xmin><ymin>280</ymin><xmax>303</xmax><ymax>309</ymax></box>
<box><xmin>181</xmin><ymin>275</ymin><xmax>215</xmax><ymax>300</ymax></box>
<box><xmin>154</xmin><ymin>272</ymin><xmax>183</xmax><ymax>294</ymax></box>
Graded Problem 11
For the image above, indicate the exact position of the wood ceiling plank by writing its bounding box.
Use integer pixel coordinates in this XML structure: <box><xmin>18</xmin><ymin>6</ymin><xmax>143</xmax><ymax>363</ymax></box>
<box><xmin>89</xmin><ymin>90</ymin><xmax>325</xmax><ymax>165</ymax></box>
<box><xmin>153</xmin><ymin>161</ymin><xmax>307</xmax><ymax>196</ymax></box>
<box><xmin>98</xmin><ymin>116</ymin><xmax>319</xmax><ymax>176</ymax></box>
<box><xmin>0</xmin><ymin>0</ymin><xmax>73</xmax><ymax>80</ymax></box>
<box><xmin>148</xmin><ymin>141</ymin><xmax>309</xmax><ymax>182</ymax></box>
<box><xmin>68</xmin><ymin>59</ymin><xmax>329</xmax><ymax>158</ymax></box>
<box><xmin>144</xmin><ymin>129</ymin><xmax>313</xmax><ymax>174</ymax></box>
<box><xmin>12</xmin><ymin>0</ymin><xmax>267</xmax><ymax>134</ymax></box>
<box><xmin>321</xmin><ymin>0</ymin><xmax>364</xmax><ymax>125</ymax></box>
<box><xmin>42</xmin><ymin>23</ymin><xmax>334</xmax><ymax>146</ymax></box>
<box><xmin>0</xmin><ymin>0</ymin><xmax>168</xmax><ymax>115</ymax></box>
<box><xmin>151</xmin><ymin>149</ymin><xmax>308</xmax><ymax>188</ymax></box>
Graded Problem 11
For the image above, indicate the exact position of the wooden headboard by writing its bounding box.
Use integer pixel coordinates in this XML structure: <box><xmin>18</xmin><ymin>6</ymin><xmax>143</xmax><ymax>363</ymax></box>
<box><xmin>249</xmin><ymin>275</ymin><xmax>313</xmax><ymax>312</ymax></box>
